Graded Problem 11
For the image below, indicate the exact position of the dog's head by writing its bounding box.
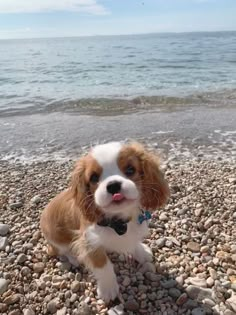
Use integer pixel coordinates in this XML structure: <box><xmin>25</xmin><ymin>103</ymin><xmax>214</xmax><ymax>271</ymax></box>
<box><xmin>71</xmin><ymin>142</ymin><xmax>169</xmax><ymax>221</ymax></box>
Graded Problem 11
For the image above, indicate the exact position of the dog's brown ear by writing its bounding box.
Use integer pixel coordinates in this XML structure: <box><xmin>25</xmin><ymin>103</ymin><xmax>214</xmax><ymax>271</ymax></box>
<box><xmin>70</xmin><ymin>157</ymin><xmax>88</xmax><ymax>206</ymax></box>
<box><xmin>70</xmin><ymin>156</ymin><xmax>101</xmax><ymax>221</ymax></box>
<box><xmin>128</xmin><ymin>143</ymin><xmax>169</xmax><ymax>210</ymax></box>
<box><xmin>140</xmin><ymin>149</ymin><xmax>169</xmax><ymax>210</ymax></box>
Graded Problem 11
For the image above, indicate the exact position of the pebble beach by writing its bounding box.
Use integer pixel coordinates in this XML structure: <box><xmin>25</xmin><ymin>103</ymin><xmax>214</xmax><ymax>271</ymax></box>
<box><xmin>0</xmin><ymin>152</ymin><xmax>236</xmax><ymax>315</ymax></box>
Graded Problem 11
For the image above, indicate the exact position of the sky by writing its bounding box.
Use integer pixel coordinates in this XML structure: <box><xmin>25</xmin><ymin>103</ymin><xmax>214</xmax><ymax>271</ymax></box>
<box><xmin>0</xmin><ymin>0</ymin><xmax>236</xmax><ymax>39</ymax></box>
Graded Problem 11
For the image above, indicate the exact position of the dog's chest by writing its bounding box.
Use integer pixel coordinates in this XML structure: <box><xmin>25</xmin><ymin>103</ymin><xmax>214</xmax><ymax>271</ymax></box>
<box><xmin>86</xmin><ymin>220</ymin><xmax>149</xmax><ymax>254</ymax></box>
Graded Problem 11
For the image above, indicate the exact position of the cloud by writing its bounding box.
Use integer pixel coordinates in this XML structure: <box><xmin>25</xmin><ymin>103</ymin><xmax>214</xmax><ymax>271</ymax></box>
<box><xmin>0</xmin><ymin>0</ymin><xmax>109</xmax><ymax>15</ymax></box>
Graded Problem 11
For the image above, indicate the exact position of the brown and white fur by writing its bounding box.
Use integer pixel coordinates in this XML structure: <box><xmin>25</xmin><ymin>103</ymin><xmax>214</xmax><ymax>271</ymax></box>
<box><xmin>40</xmin><ymin>142</ymin><xmax>169</xmax><ymax>302</ymax></box>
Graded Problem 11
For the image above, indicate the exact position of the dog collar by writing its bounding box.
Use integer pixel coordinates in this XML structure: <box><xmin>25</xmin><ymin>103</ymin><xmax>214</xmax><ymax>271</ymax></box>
<box><xmin>97</xmin><ymin>216</ymin><xmax>130</xmax><ymax>236</ymax></box>
<box><xmin>138</xmin><ymin>209</ymin><xmax>152</xmax><ymax>224</ymax></box>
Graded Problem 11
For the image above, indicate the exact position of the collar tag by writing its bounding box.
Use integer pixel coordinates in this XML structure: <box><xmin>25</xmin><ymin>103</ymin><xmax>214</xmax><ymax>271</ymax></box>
<box><xmin>138</xmin><ymin>210</ymin><xmax>152</xmax><ymax>224</ymax></box>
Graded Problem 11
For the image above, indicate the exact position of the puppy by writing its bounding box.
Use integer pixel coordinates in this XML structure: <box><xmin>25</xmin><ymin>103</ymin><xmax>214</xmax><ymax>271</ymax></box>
<box><xmin>40</xmin><ymin>142</ymin><xmax>169</xmax><ymax>302</ymax></box>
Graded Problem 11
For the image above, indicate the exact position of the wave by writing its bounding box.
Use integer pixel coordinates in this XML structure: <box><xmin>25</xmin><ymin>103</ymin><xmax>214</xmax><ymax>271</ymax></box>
<box><xmin>1</xmin><ymin>88</ymin><xmax>236</xmax><ymax>118</ymax></box>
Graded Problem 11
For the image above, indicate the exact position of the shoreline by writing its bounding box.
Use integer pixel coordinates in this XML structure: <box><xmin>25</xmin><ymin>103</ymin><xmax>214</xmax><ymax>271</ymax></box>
<box><xmin>0</xmin><ymin>157</ymin><xmax>235</xmax><ymax>314</ymax></box>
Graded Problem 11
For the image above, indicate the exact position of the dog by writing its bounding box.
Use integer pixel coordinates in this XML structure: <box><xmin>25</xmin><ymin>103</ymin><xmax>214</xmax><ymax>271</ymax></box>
<box><xmin>40</xmin><ymin>142</ymin><xmax>169</xmax><ymax>302</ymax></box>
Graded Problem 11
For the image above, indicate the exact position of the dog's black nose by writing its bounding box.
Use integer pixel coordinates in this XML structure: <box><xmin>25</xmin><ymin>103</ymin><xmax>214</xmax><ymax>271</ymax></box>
<box><xmin>107</xmin><ymin>181</ymin><xmax>121</xmax><ymax>195</ymax></box>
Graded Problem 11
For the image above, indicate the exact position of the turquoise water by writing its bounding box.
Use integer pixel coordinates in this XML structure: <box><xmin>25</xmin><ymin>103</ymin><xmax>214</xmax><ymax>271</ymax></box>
<box><xmin>0</xmin><ymin>31</ymin><xmax>236</xmax><ymax>116</ymax></box>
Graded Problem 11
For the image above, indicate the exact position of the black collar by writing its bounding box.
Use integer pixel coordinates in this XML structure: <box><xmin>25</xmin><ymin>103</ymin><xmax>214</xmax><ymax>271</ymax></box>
<box><xmin>97</xmin><ymin>216</ymin><xmax>130</xmax><ymax>235</ymax></box>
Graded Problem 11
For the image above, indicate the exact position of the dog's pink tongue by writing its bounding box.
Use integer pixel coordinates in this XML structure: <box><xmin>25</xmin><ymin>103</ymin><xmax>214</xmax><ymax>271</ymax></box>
<box><xmin>112</xmin><ymin>193</ymin><xmax>124</xmax><ymax>201</ymax></box>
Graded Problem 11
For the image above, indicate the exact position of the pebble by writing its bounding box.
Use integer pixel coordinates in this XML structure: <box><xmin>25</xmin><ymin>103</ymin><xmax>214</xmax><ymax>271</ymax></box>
<box><xmin>124</xmin><ymin>300</ymin><xmax>139</xmax><ymax>311</ymax></box>
<box><xmin>176</xmin><ymin>293</ymin><xmax>188</xmax><ymax>305</ymax></box>
<box><xmin>0</xmin><ymin>278</ymin><xmax>8</xmax><ymax>294</ymax></box>
<box><xmin>186</xmin><ymin>285</ymin><xmax>214</xmax><ymax>301</ymax></box>
<box><xmin>206</xmin><ymin>277</ymin><xmax>214</xmax><ymax>287</ymax></box>
<box><xmin>71</xmin><ymin>281</ymin><xmax>80</xmax><ymax>293</ymax></box>
<box><xmin>161</xmin><ymin>279</ymin><xmax>177</xmax><ymax>289</ymax></box>
<box><xmin>189</xmin><ymin>277</ymin><xmax>207</xmax><ymax>288</ymax></box>
<box><xmin>0</xmin><ymin>223</ymin><xmax>9</xmax><ymax>236</ymax></box>
<box><xmin>0</xmin><ymin>236</ymin><xmax>8</xmax><ymax>250</ymax></box>
<box><xmin>122</xmin><ymin>276</ymin><xmax>131</xmax><ymax>287</ymax></box>
<box><xmin>226</xmin><ymin>295</ymin><xmax>236</xmax><ymax>312</ymax></box>
<box><xmin>10</xmin><ymin>202</ymin><xmax>23</xmax><ymax>209</ymax></box>
<box><xmin>47</xmin><ymin>298</ymin><xmax>60</xmax><ymax>314</ymax></box>
<box><xmin>4</xmin><ymin>294</ymin><xmax>20</xmax><ymax>305</ymax></box>
<box><xmin>33</xmin><ymin>262</ymin><xmax>45</xmax><ymax>273</ymax></box>
<box><xmin>30</xmin><ymin>195</ymin><xmax>41</xmax><ymax>204</ymax></box>
<box><xmin>16</xmin><ymin>253</ymin><xmax>27</xmax><ymax>264</ymax></box>
<box><xmin>191</xmin><ymin>307</ymin><xmax>206</xmax><ymax>315</ymax></box>
<box><xmin>155</xmin><ymin>238</ymin><xmax>166</xmax><ymax>248</ymax></box>
<box><xmin>159</xmin><ymin>212</ymin><xmax>168</xmax><ymax>221</ymax></box>
<box><xmin>187</xmin><ymin>242</ymin><xmax>200</xmax><ymax>252</ymax></box>
<box><xmin>23</xmin><ymin>309</ymin><xmax>35</xmax><ymax>315</ymax></box>
<box><xmin>169</xmin><ymin>288</ymin><xmax>181</xmax><ymax>299</ymax></box>
<box><xmin>56</xmin><ymin>307</ymin><xmax>67</xmax><ymax>315</ymax></box>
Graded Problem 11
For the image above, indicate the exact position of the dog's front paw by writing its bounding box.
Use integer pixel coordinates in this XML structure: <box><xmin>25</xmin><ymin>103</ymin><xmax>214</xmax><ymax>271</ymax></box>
<box><xmin>133</xmin><ymin>243</ymin><xmax>153</xmax><ymax>264</ymax></box>
<box><xmin>97</xmin><ymin>278</ymin><xmax>119</xmax><ymax>303</ymax></box>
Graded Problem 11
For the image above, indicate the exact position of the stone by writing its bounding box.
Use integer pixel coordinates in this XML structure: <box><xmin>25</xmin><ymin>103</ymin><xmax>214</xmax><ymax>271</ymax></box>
<box><xmin>191</xmin><ymin>307</ymin><xmax>206</xmax><ymax>315</ymax></box>
<box><xmin>124</xmin><ymin>300</ymin><xmax>139</xmax><ymax>311</ymax></box>
<box><xmin>0</xmin><ymin>224</ymin><xmax>9</xmax><ymax>236</ymax></box>
<box><xmin>187</xmin><ymin>242</ymin><xmax>200</xmax><ymax>252</ymax></box>
<box><xmin>4</xmin><ymin>294</ymin><xmax>20</xmax><ymax>305</ymax></box>
<box><xmin>0</xmin><ymin>236</ymin><xmax>8</xmax><ymax>251</ymax></box>
<box><xmin>71</xmin><ymin>281</ymin><xmax>80</xmax><ymax>293</ymax></box>
<box><xmin>200</xmin><ymin>245</ymin><xmax>209</xmax><ymax>253</ymax></box>
<box><xmin>56</xmin><ymin>307</ymin><xmax>67</xmax><ymax>315</ymax></box>
<box><xmin>204</xmin><ymin>218</ymin><xmax>213</xmax><ymax>229</ymax></box>
<box><xmin>33</xmin><ymin>262</ymin><xmax>45</xmax><ymax>273</ymax></box>
<box><xmin>159</xmin><ymin>212</ymin><xmax>168</xmax><ymax>221</ymax></box>
<box><xmin>176</xmin><ymin>293</ymin><xmax>188</xmax><ymax>305</ymax></box>
<box><xmin>16</xmin><ymin>253</ymin><xmax>27</xmax><ymax>264</ymax></box>
<box><xmin>10</xmin><ymin>202</ymin><xmax>23</xmax><ymax>209</ymax></box>
<box><xmin>156</xmin><ymin>238</ymin><xmax>166</xmax><ymax>248</ymax></box>
<box><xmin>206</xmin><ymin>277</ymin><xmax>214</xmax><ymax>287</ymax></box>
<box><xmin>169</xmin><ymin>288</ymin><xmax>181</xmax><ymax>299</ymax></box>
<box><xmin>0</xmin><ymin>303</ymin><xmax>7</xmax><ymax>312</ymax></box>
<box><xmin>189</xmin><ymin>277</ymin><xmax>207</xmax><ymax>288</ymax></box>
<box><xmin>226</xmin><ymin>294</ymin><xmax>236</xmax><ymax>312</ymax></box>
<box><xmin>161</xmin><ymin>279</ymin><xmax>177</xmax><ymax>289</ymax></box>
<box><xmin>0</xmin><ymin>278</ymin><xmax>8</xmax><ymax>294</ymax></box>
<box><xmin>195</xmin><ymin>208</ymin><xmax>203</xmax><ymax>217</ymax></box>
<box><xmin>23</xmin><ymin>309</ymin><xmax>35</xmax><ymax>315</ymax></box>
<box><xmin>30</xmin><ymin>195</ymin><xmax>41</xmax><ymax>204</ymax></box>
<box><xmin>139</xmin><ymin>262</ymin><xmax>156</xmax><ymax>273</ymax></box>
<box><xmin>47</xmin><ymin>298</ymin><xmax>60</xmax><ymax>314</ymax></box>
<box><xmin>186</xmin><ymin>285</ymin><xmax>214</xmax><ymax>302</ymax></box>
<box><xmin>21</xmin><ymin>266</ymin><xmax>31</xmax><ymax>276</ymax></box>
<box><xmin>122</xmin><ymin>276</ymin><xmax>131</xmax><ymax>287</ymax></box>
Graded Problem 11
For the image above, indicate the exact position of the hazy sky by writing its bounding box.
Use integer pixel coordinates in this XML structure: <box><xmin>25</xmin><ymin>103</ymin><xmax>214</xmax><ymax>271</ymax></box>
<box><xmin>0</xmin><ymin>0</ymin><xmax>236</xmax><ymax>39</ymax></box>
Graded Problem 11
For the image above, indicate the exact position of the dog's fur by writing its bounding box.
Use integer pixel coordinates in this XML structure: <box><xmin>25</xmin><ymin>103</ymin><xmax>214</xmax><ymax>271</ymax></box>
<box><xmin>40</xmin><ymin>142</ymin><xmax>169</xmax><ymax>302</ymax></box>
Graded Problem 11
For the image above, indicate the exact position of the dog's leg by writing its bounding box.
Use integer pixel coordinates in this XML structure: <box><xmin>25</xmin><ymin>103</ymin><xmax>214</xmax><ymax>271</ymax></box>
<box><xmin>86</xmin><ymin>247</ymin><xmax>120</xmax><ymax>303</ymax></box>
<box><xmin>133</xmin><ymin>243</ymin><xmax>153</xmax><ymax>264</ymax></box>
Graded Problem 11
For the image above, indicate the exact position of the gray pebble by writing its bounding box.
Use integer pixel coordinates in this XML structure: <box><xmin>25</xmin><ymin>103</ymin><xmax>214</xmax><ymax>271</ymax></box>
<box><xmin>0</xmin><ymin>236</ymin><xmax>8</xmax><ymax>251</ymax></box>
<box><xmin>0</xmin><ymin>223</ymin><xmax>9</xmax><ymax>236</ymax></box>
<box><xmin>0</xmin><ymin>278</ymin><xmax>8</xmax><ymax>294</ymax></box>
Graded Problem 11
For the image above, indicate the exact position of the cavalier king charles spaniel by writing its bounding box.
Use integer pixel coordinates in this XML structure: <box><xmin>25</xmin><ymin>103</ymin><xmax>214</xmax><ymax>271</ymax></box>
<box><xmin>40</xmin><ymin>142</ymin><xmax>169</xmax><ymax>303</ymax></box>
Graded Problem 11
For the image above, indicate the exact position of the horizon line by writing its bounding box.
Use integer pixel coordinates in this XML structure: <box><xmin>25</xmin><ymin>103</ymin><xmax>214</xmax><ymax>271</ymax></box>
<box><xmin>0</xmin><ymin>29</ymin><xmax>236</xmax><ymax>41</ymax></box>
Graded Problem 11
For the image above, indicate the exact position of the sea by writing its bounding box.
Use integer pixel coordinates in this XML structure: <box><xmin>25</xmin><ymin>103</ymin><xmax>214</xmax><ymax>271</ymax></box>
<box><xmin>0</xmin><ymin>31</ymin><xmax>236</xmax><ymax>162</ymax></box>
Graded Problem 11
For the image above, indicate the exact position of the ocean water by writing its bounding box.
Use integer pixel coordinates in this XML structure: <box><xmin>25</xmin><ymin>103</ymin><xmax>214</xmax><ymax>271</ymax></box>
<box><xmin>0</xmin><ymin>31</ymin><xmax>236</xmax><ymax>161</ymax></box>
<box><xmin>1</xmin><ymin>31</ymin><xmax>236</xmax><ymax>116</ymax></box>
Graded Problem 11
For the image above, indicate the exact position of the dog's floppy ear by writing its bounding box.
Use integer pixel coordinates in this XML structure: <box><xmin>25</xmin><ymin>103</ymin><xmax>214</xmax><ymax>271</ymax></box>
<box><xmin>70</xmin><ymin>157</ymin><xmax>87</xmax><ymax>204</ymax></box>
<box><xmin>128</xmin><ymin>143</ymin><xmax>169</xmax><ymax>210</ymax></box>
<box><xmin>70</xmin><ymin>156</ymin><xmax>101</xmax><ymax>221</ymax></box>
<box><xmin>140</xmin><ymin>149</ymin><xmax>169</xmax><ymax>210</ymax></box>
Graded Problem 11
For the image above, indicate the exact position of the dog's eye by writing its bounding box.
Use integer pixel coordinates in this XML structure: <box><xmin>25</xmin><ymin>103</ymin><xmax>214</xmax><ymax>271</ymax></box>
<box><xmin>90</xmin><ymin>172</ymin><xmax>99</xmax><ymax>184</ymax></box>
<box><xmin>125</xmin><ymin>165</ymin><xmax>136</xmax><ymax>177</ymax></box>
